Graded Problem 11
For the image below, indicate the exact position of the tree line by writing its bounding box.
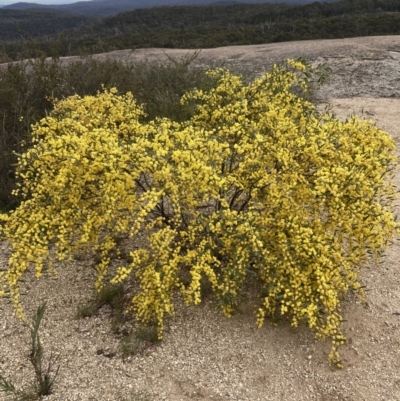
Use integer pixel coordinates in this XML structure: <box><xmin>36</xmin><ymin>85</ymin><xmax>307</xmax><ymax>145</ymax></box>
<box><xmin>1</xmin><ymin>0</ymin><xmax>400</xmax><ymax>61</ymax></box>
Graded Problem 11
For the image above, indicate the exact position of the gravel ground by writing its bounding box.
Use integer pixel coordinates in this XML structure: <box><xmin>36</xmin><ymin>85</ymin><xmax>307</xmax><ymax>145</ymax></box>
<box><xmin>1</xmin><ymin>37</ymin><xmax>400</xmax><ymax>401</ymax></box>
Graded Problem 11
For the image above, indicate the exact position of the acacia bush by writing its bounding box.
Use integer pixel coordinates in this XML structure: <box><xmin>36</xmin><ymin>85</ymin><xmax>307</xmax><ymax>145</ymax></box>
<box><xmin>0</xmin><ymin>59</ymin><xmax>398</xmax><ymax>366</ymax></box>
<box><xmin>0</xmin><ymin>52</ymin><xmax>218</xmax><ymax>210</ymax></box>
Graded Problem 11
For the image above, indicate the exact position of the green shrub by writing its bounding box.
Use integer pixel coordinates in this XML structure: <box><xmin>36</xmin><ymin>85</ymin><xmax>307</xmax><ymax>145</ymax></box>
<box><xmin>0</xmin><ymin>59</ymin><xmax>398</xmax><ymax>367</ymax></box>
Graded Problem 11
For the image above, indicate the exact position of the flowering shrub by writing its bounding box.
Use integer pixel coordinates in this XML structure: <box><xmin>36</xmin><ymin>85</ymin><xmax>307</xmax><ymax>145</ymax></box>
<box><xmin>0</xmin><ymin>60</ymin><xmax>398</xmax><ymax>366</ymax></box>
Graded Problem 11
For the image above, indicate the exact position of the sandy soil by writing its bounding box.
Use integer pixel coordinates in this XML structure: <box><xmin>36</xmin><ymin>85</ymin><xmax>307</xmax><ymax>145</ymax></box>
<box><xmin>1</xmin><ymin>37</ymin><xmax>400</xmax><ymax>401</ymax></box>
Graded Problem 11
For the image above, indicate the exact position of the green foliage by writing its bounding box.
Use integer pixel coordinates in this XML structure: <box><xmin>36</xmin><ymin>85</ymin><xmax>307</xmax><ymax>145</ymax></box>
<box><xmin>0</xmin><ymin>59</ymin><xmax>398</xmax><ymax>367</ymax></box>
<box><xmin>76</xmin><ymin>283</ymin><xmax>160</xmax><ymax>358</ymax></box>
<box><xmin>75</xmin><ymin>302</ymin><xmax>98</xmax><ymax>319</ymax></box>
<box><xmin>76</xmin><ymin>283</ymin><xmax>128</xmax><ymax>333</ymax></box>
<box><xmin>0</xmin><ymin>8</ymin><xmax>92</xmax><ymax>42</ymax></box>
<box><xmin>0</xmin><ymin>302</ymin><xmax>60</xmax><ymax>400</ymax></box>
<box><xmin>0</xmin><ymin>377</ymin><xmax>33</xmax><ymax>401</ymax></box>
<box><xmin>135</xmin><ymin>324</ymin><xmax>159</xmax><ymax>344</ymax></box>
<box><xmin>120</xmin><ymin>324</ymin><xmax>160</xmax><ymax>359</ymax></box>
<box><xmin>29</xmin><ymin>303</ymin><xmax>60</xmax><ymax>398</ymax></box>
<box><xmin>2</xmin><ymin>0</ymin><xmax>400</xmax><ymax>59</ymax></box>
<box><xmin>0</xmin><ymin>53</ymin><xmax>218</xmax><ymax>210</ymax></box>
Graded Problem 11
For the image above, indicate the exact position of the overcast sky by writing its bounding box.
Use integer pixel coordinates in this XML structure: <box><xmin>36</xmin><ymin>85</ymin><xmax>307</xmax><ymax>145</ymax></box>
<box><xmin>0</xmin><ymin>0</ymin><xmax>92</xmax><ymax>5</ymax></box>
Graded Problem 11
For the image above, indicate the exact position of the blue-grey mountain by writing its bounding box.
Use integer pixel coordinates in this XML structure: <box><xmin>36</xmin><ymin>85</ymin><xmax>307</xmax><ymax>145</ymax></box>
<box><xmin>3</xmin><ymin>0</ymin><xmax>338</xmax><ymax>17</ymax></box>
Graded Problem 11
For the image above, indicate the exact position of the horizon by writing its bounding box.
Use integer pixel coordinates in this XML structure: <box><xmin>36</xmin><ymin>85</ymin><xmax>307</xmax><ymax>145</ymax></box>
<box><xmin>0</xmin><ymin>0</ymin><xmax>92</xmax><ymax>5</ymax></box>
<box><xmin>0</xmin><ymin>0</ymin><xmax>320</xmax><ymax>7</ymax></box>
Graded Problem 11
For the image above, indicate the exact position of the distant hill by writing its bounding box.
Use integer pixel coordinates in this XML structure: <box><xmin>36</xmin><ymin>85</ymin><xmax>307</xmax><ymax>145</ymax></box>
<box><xmin>2</xmin><ymin>2</ymin><xmax>47</xmax><ymax>10</ymax></box>
<box><xmin>3</xmin><ymin>0</ymin><xmax>331</xmax><ymax>17</ymax></box>
<box><xmin>0</xmin><ymin>8</ymin><xmax>92</xmax><ymax>41</ymax></box>
<box><xmin>1</xmin><ymin>0</ymin><xmax>399</xmax><ymax>62</ymax></box>
<box><xmin>211</xmin><ymin>1</ymin><xmax>241</xmax><ymax>5</ymax></box>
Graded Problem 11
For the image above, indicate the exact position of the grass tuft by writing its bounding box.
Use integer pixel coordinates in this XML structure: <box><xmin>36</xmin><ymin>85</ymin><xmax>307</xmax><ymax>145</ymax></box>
<box><xmin>0</xmin><ymin>302</ymin><xmax>60</xmax><ymax>400</ymax></box>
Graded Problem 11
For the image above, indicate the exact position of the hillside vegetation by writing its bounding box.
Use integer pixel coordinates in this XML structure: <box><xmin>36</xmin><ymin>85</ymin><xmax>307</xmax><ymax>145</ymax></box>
<box><xmin>0</xmin><ymin>0</ymin><xmax>399</xmax><ymax>61</ymax></box>
<box><xmin>0</xmin><ymin>8</ymin><xmax>92</xmax><ymax>42</ymax></box>
<box><xmin>1</xmin><ymin>0</ymin><xmax>330</xmax><ymax>18</ymax></box>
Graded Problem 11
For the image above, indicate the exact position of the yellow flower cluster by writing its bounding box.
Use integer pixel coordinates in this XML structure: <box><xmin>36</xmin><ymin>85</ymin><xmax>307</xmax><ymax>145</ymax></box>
<box><xmin>0</xmin><ymin>60</ymin><xmax>398</xmax><ymax>366</ymax></box>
